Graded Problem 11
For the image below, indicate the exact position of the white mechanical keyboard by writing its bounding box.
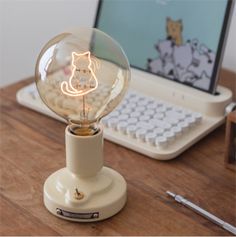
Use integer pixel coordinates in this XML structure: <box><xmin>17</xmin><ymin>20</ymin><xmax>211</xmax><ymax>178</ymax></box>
<box><xmin>103</xmin><ymin>91</ymin><xmax>202</xmax><ymax>147</ymax></box>
<box><xmin>16</xmin><ymin>72</ymin><xmax>232</xmax><ymax>160</ymax></box>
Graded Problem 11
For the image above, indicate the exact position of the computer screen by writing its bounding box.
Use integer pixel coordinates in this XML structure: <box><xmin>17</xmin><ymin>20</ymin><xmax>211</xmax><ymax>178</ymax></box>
<box><xmin>95</xmin><ymin>0</ymin><xmax>233</xmax><ymax>94</ymax></box>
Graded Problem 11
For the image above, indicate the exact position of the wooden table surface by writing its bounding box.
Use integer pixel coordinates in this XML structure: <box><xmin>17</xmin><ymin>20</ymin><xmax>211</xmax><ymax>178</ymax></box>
<box><xmin>0</xmin><ymin>70</ymin><xmax>236</xmax><ymax>236</ymax></box>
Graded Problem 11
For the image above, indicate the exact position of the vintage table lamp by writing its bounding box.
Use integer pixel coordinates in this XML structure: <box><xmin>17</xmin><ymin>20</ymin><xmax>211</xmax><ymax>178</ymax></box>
<box><xmin>35</xmin><ymin>28</ymin><xmax>130</xmax><ymax>221</ymax></box>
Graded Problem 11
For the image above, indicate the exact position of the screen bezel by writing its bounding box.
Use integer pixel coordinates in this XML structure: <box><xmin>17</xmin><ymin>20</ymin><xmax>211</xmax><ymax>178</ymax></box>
<box><xmin>94</xmin><ymin>0</ymin><xmax>234</xmax><ymax>94</ymax></box>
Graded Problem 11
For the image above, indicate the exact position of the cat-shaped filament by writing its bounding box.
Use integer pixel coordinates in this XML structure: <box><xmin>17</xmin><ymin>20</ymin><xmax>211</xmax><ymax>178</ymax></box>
<box><xmin>61</xmin><ymin>51</ymin><xmax>99</xmax><ymax>96</ymax></box>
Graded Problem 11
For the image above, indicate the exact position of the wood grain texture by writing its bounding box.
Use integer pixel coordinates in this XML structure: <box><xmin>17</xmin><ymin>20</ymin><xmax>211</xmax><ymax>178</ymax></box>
<box><xmin>225</xmin><ymin>111</ymin><xmax>236</xmax><ymax>171</ymax></box>
<box><xmin>0</xmin><ymin>69</ymin><xmax>236</xmax><ymax>236</ymax></box>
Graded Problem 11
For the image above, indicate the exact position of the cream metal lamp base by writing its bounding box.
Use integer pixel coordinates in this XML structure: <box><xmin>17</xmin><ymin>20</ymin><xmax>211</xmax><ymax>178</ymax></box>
<box><xmin>44</xmin><ymin>126</ymin><xmax>127</xmax><ymax>222</ymax></box>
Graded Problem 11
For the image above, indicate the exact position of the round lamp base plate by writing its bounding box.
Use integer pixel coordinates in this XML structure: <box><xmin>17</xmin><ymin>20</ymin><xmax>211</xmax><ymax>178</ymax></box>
<box><xmin>44</xmin><ymin>167</ymin><xmax>127</xmax><ymax>222</ymax></box>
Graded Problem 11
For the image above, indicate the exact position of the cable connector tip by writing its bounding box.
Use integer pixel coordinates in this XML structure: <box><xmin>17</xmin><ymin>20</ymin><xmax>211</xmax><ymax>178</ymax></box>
<box><xmin>166</xmin><ymin>191</ymin><xmax>176</xmax><ymax>198</ymax></box>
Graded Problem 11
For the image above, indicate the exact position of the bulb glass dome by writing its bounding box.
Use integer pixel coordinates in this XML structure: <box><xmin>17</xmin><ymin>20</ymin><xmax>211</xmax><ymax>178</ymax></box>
<box><xmin>35</xmin><ymin>28</ymin><xmax>130</xmax><ymax>135</ymax></box>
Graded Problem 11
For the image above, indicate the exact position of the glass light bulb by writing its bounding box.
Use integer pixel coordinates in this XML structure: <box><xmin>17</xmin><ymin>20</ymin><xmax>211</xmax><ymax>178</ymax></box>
<box><xmin>35</xmin><ymin>28</ymin><xmax>130</xmax><ymax>135</ymax></box>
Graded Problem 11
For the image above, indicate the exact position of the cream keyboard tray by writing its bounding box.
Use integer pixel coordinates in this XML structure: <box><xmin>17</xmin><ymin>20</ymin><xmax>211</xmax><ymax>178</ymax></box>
<box><xmin>16</xmin><ymin>69</ymin><xmax>232</xmax><ymax>160</ymax></box>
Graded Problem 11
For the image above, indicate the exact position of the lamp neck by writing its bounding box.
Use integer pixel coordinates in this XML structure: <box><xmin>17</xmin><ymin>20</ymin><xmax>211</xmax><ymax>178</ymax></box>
<box><xmin>68</xmin><ymin>122</ymin><xmax>99</xmax><ymax>136</ymax></box>
<box><xmin>65</xmin><ymin>126</ymin><xmax>103</xmax><ymax>177</ymax></box>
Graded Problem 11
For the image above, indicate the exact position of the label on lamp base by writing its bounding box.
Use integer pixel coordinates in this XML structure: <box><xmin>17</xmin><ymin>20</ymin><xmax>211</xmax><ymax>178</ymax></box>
<box><xmin>56</xmin><ymin>208</ymin><xmax>99</xmax><ymax>220</ymax></box>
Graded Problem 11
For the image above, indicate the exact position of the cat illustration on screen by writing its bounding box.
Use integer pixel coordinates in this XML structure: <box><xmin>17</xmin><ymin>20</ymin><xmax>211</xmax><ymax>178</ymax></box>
<box><xmin>61</xmin><ymin>51</ymin><xmax>99</xmax><ymax>96</ymax></box>
<box><xmin>173</xmin><ymin>41</ymin><xmax>193</xmax><ymax>79</ymax></box>
<box><xmin>147</xmin><ymin>15</ymin><xmax>216</xmax><ymax>90</ymax></box>
<box><xmin>166</xmin><ymin>17</ymin><xmax>183</xmax><ymax>46</ymax></box>
<box><xmin>188</xmin><ymin>44</ymin><xmax>215</xmax><ymax>80</ymax></box>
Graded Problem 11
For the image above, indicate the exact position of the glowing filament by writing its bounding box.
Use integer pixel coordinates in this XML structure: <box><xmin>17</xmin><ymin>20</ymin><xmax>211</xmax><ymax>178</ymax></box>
<box><xmin>61</xmin><ymin>51</ymin><xmax>99</xmax><ymax>96</ymax></box>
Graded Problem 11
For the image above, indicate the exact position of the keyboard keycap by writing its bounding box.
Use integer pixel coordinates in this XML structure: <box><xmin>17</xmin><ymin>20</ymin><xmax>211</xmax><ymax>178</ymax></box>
<box><xmin>117</xmin><ymin>121</ymin><xmax>128</xmax><ymax>134</ymax></box>
<box><xmin>144</xmin><ymin>109</ymin><xmax>155</xmax><ymax>116</ymax></box>
<box><xmin>127</xmin><ymin>117</ymin><xmax>138</xmax><ymax>125</ymax></box>
<box><xmin>118</xmin><ymin>114</ymin><xmax>129</xmax><ymax>121</ymax></box>
<box><xmin>135</xmin><ymin>106</ymin><xmax>146</xmax><ymax>112</ymax></box>
<box><xmin>127</xmin><ymin>125</ymin><xmax>137</xmax><ymax>137</ymax></box>
<box><xmin>139</xmin><ymin>100</ymin><xmax>149</xmax><ymax>106</ymax></box>
<box><xmin>171</xmin><ymin>126</ymin><xmax>182</xmax><ymax>136</ymax></box>
<box><xmin>155</xmin><ymin>136</ymin><xmax>168</xmax><ymax>147</ymax></box>
<box><xmin>156</xmin><ymin>106</ymin><xmax>167</xmax><ymax>113</ymax></box>
<box><xmin>154</xmin><ymin>127</ymin><xmax>165</xmax><ymax>136</ymax></box>
<box><xmin>150</xmin><ymin>119</ymin><xmax>171</xmax><ymax>130</ymax></box>
<box><xmin>166</xmin><ymin>111</ymin><xmax>185</xmax><ymax>121</ymax></box>
<box><xmin>179</xmin><ymin>121</ymin><xmax>189</xmax><ymax>131</ymax></box>
<box><xmin>125</xmin><ymin>103</ymin><xmax>136</xmax><ymax>109</ymax></box>
<box><xmin>129</xmin><ymin>97</ymin><xmax>139</xmax><ymax>103</ymax></box>
<box><xmin>163</xmin><ymin>131</ymin><xmax>175</xmax><ymax>142</ymax></box>
<box><xmin>145</xmin><ymin>132</ymin><xmax>157</xmax><ymax>145</ymax></box>
<box><xmin>139</xmin><ymin>115</ymin><xmax>151</xmax><ymax>122</ymax></box>
<box><xmin>185</xmin><ymin>116</ymin><xmax>196</xmax><ymax>127</ymax></box>
<box><xmin>137</xmin><ymin>121</ymin><xmax>154</xmax><ymax>131</ymax></box>
<box><xmin>136</xmin><ymin>128</ymin><xmax>148</xmax><ymax>140</ymax></box>
<box><xmin>165</xmin><ymin>118</ymin><xmax>178</xmax><ymax>126</ymax></box>
<box><xmin>130</xmin><ymin>111</ymin><xmax>141</xmax><ymax>118</ymax></box>
<box><xmin>108</xmin><ymin>118</ymin><xmax>119</xmax><ymax>129</ymax></box>
<box><xmin>147</xmin><ymin>103</ymin><xmax>158</xmax><ymax>109</ymax></box>
<box><xmin>122</xmin><ymin>108</ymin><xmax>133</xmax><ymax>115</ymax></box>
<box><xmin>192</xmin><ymin>112</ymin><xmax>202</xmax><ymax>123</ymax></box>
<box><xmin>153</xmin><ymin>113</ymin><xmax>164</xmax><ymax>120</ymax></box>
